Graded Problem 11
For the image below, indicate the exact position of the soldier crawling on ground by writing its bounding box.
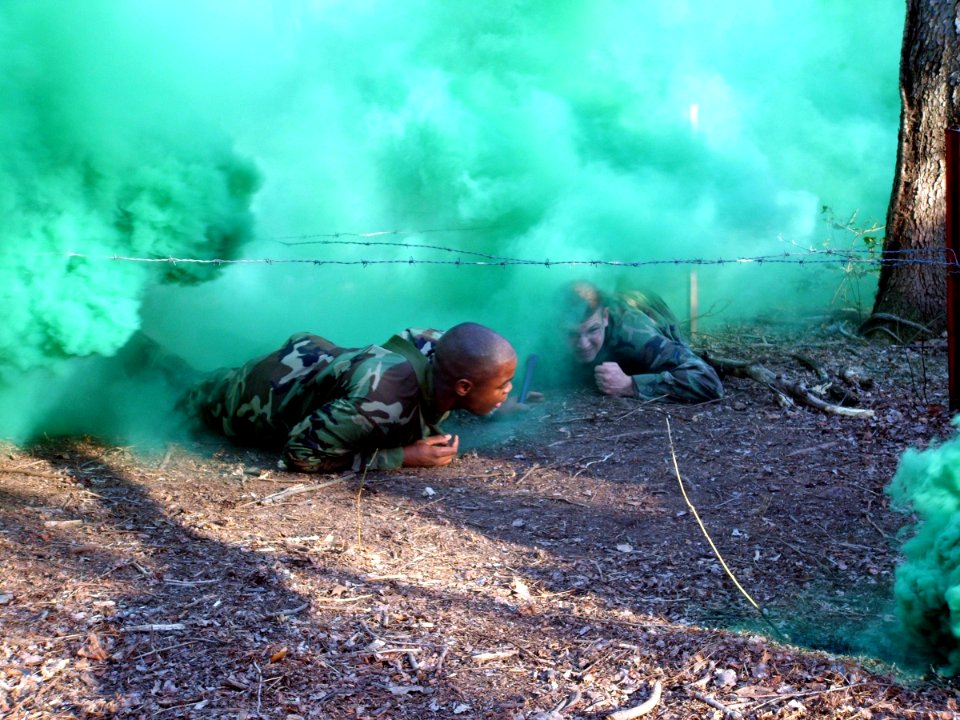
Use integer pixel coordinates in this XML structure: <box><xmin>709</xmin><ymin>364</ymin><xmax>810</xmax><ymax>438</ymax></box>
<box><xmin>557</xmin><ymin>281</ymin><xmax>723</xmax><ymax>403</ymax></box>
<box><xmin>182</xmin><ymin>323</ymin><xmax>517</xmax><ymax>473</ymax></box>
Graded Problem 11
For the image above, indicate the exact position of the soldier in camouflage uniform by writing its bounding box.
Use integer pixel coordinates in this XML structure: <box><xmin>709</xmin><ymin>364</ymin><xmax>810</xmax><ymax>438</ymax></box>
<box><xmin>184</xmin><ymin>323</ymin><xmax>516</xmax><ymax>473</ymax></box>
<box><xmin>562</xmin><ymin>282</ymin><xmax>722</xmax><ymax>403</ymax></box>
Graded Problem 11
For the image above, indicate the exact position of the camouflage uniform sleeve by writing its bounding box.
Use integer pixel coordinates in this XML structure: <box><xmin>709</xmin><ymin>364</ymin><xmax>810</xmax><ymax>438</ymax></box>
<box><xmin>629</xmin><ymin>350</ymin><xmax>724</xmax><ymax>403</ymax></box>
<box><xmin>612</xmin><ymin>307</ymin><xmax>723</xmax><ymax>403</ymax></box>
<box><xmin>281</xmin><ymin>355</ymin><xmax>422</xmax><ymax>473</ymax></box>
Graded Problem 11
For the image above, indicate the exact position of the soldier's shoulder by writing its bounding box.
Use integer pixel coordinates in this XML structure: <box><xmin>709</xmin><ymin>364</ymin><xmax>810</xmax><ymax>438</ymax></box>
<box><xmin>396</xmin><ymin>328</ymin><xmax>444</xmax><ymax>357</ymax></box>
<box><xmin>612</xmin><ymin>290</ymin><xmax>677</xmax><ymax>325</ymax></box>
<box><xmin>350</xmin><ymin>348</ymin><xmax>422</xmax><ymax>397</ymax></box>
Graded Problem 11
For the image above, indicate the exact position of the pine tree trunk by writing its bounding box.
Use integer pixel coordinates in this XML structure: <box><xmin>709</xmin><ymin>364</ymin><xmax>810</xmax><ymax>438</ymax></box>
<box><xmin>873</xmin><ymin>0</ymin><xmax>960</xmax><ymax>331</ymax></box>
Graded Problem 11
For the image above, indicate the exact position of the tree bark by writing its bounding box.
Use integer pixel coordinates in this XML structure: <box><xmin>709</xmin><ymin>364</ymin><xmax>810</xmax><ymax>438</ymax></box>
<box><xmin>873</xmin><ymin>0</ymin><xmax>960</xmax><ymax>331</ymax></box>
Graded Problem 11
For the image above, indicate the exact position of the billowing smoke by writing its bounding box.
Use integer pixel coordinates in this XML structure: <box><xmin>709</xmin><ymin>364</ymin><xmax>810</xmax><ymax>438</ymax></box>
<box><xmin>0</xmin><ymin>2</ymin><xmax>258</xmax><ymax>375</ymax></box>
<box><xmin>0</xmin><ymin>0</ymin><xmax>903</xmax><ymax>442</ymax></box>
<box><xmin>887</xmin><ymin>421</ymin><xmax>960</xmax><ymax>675</ymax></box>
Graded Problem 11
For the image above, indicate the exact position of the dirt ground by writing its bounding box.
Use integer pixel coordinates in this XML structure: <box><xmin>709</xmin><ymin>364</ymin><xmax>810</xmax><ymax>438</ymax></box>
<box><xmin>2</xmin><ymin>326</ymin><xmax>960</xmax><ymax>719</ymax></box>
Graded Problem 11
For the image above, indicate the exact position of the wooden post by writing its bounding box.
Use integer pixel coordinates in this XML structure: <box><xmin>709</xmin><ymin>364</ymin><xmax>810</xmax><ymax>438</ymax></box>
<box><xmin>688</xmin><ymin>270</ymin><xmax>699</xmax><ymax>337</ymax></box>
<box><xmin>946</xmin><ymin>129</ymin><xmax>960</xmax><ymax>411</ymax></box>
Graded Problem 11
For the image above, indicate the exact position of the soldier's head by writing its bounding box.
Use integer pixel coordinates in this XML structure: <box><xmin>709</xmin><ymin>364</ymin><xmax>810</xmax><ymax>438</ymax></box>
<box><xmin>434</xmin><ymin>323</ymin><xmax>517</xmax><ymax>415</ymax></box>
<box><xmin>560</xmin><ymin>281</ymin><xmax>609</xmax><ymax>364</ymax></box>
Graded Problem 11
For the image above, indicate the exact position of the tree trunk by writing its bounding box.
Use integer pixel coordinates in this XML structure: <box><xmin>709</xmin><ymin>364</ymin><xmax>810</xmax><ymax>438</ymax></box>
<box><xmin>873</xmin><ymin>0</ymin><xmax>960</xmax><ymax>332</ymax></box>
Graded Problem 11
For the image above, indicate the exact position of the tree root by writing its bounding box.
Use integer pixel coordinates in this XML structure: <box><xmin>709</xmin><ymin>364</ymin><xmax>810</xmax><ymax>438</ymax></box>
<box><xmin>858</xmin><ymin>312</ymin><xmax>935</xmax><ymax>342</ymax></box>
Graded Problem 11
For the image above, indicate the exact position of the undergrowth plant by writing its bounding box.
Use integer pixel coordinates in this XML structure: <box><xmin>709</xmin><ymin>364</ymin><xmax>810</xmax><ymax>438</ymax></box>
<box><xmin>820</xmin><ymin>206</ymin><xmax>884</xmax><ymax>317</ymax></box>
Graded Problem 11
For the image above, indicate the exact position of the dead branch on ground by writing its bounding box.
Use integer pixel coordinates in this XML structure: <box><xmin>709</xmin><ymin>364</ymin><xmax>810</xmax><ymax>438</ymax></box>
<box><xmin>704</xmin><ymin>354</ymin><xmax>874</xmax><ymax>418</ymax></box>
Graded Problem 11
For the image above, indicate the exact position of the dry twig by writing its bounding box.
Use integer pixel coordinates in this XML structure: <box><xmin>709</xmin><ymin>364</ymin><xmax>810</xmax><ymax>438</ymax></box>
<box><xmin>470</xmin><ymin>649</ymin><xmax>518</xmax><ymax>663</ymax></box>
<box><xmin>690</xmin><ymin>691</ymin><xmax>743</xmax><ymax>719</ymax></box>
<box><xmin>236</xmin><ymin>476</ymin><xmax>350</xmax><ymax>507</ymax></box>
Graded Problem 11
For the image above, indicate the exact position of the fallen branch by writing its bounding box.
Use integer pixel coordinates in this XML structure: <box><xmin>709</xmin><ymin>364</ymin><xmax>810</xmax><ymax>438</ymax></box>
<box><xmin>705</xmin><ymin>354</ymin><xmax>874</xmax><ymax>418</ymax></box>
<box><xmin>607</xmin><ymin>680</ymin><xmax>662</xmax><ymax>719</ymax></box>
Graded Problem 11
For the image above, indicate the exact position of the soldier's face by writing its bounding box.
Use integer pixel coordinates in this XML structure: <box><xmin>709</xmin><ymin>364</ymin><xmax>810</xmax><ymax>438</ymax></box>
<box><xmin>463</xmin><ymin>357</ymin><xmax>516</xmax><ymax>416</ymax></box>
<box><xmin>566</xmin><ymin>308</ymin><xmax>607</xmax><ymax>363</ymax></box>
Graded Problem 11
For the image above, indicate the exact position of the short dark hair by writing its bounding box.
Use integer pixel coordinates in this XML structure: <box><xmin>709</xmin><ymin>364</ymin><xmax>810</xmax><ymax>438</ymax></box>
<box><xmin>435</xmin><ymin>323</ymin><xmax>516</xmax><ymax>382</ymax></box>
<box><xmin>560</xmin><ymin>281</ymin><xmax>606</xmax><ymax>323</ymax></box>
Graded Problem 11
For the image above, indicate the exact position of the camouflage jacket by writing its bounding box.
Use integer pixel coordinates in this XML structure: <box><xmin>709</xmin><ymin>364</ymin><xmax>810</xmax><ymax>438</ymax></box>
<box><xmin>588</xmin><ymin>291</ymin><xmax>723</xmax><ymax>403</ymax></box>
<box><xmin>186</xmin><ymin>329</ymin><xmax>446</xmax><ymax>473</ymax></box>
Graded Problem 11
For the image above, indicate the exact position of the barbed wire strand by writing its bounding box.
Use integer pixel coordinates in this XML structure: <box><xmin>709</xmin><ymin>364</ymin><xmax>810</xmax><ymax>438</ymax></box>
<box><xmin>25</xmin><ymin>248</ymin><xmax>956</xmax><ymax>269</ymax></box>
<box><xmin>3</xmin><ymin>231</ymin><xmax>957</xmax><ymax>269</ymax></box>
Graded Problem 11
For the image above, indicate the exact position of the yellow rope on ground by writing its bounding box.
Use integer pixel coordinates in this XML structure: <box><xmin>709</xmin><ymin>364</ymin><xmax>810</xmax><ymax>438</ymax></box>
<box><xmin>666</xmin><ymin>416</ymin><xmax>761</xmax><ymax>610</ymax></box>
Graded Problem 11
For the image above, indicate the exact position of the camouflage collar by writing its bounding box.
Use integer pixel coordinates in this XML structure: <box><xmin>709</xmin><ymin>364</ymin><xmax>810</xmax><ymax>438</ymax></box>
<box><xmin>381</xmin><ymin>334</ymin><xmax>445</xmax><ymax>433</ymax></box>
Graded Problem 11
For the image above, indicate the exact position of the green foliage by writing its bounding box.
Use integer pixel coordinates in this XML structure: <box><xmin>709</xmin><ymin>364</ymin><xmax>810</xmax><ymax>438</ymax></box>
<box><xmin>820</xmin><ymin>205</ymin><xmax>885</xmax><ymax>315</ymax></box>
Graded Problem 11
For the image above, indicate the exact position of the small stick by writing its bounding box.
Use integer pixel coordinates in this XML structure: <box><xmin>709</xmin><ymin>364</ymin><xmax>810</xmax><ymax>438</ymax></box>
<box><xmin>356</xmin><ymin>647</ymin><xmax>422</xmax><ymax>656</ymax></box>
<box><xmin>254</xmin><ymin>661</ymin><xmax>264</xmax><ymax>716</ymax></box>
<box><xmin>785</xmin><ymin>441</ymin><xmax>838</xmax><ymax>457</ymax></box>
<box><xmin>312</xmin><ymin>594</ymin><xmax>373</xmax><ymax>606</ymax></box>
<box><xmin>749</xmin><ymin>682</ymin><xmax>871</xmax><ymax>712</ymax></box>
<box><xmin>158</xmin><ymin>445</ymin><xmax>175</xmax><ymax>471</ymax></box>
<box><xmin>516</xmin><ymin>463</ymin><xmax>541</xmax><ymax>484</ymax></box>
<box><xmin>122</xmin><ymin>623</ymin><xmax>186</xmax><ymax>633</ymax></box>
<box><xmin>690</xmin><ymin>691</ymin><xmax>742</xmax><ymax>719</ymax></box>
<box><xmin>407</xmin><ymin>651</ymin><xmax>420</xmax><ymax>672</ymax></box>
<box><xmin>133</xmin><ymin>639</ymin><xmax>208</xmax><ymax>661</ymax></box>
<box><xmin>352</xmin><ymin>450</ymin><xmax>378</xmax><ymax>549</ymax></box>
<box><xmin>866</xmin><ymin>513</ymin><xmax>894</xmax><ymax>540</ymax></box>
<box><xmin>43</xmin><ymin>520</ymin><xmax>83</xmax><ymax>529</ymax></box>
<box><xmin>268</xmin><ymin>602</ymin><xmax>310</xmax><ymax>620</ymax></box>
<box><xmin>237</xmin><ymin>477</ymin><xmax>348</xmax><ymax>507</ymax></box>
<box><xmin>471</xmin><ymin>649</ymin><xmax>519</xmax><ymax>663</ymax></box>
<box><xmin>608</xmin><ymin>680</ymin><xmax>663</xmax><ymax>719</ymax></box>
<box><xmin>434</xmin><ymin>645</ymin><xmax>449</xmax><ymax>674</ymax></box>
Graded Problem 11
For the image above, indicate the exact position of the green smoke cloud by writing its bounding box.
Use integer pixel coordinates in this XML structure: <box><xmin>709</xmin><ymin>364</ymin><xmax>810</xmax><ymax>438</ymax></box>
<box><xmin>0</xmin><ymin>0</ymin><xmax>903</xmax><ymax>442</ymax></box>
<box><xmin>0</xmin><ymin>1</ymin><xmax>258</xmax><ymax>372</ymax></box>
<box><xmin>0</xmin><ymin>1</ymin><xmax>259</xmax><ymax>439</ymax></box>
<box><xmin>887</xmin><ymin>421</ymin><xmax>960</xmax><ymax>675</ymax></box>
<box><xmin>141</xmin><ymin>0</ymin><xmax>902</xmax><ymax>367</ymax></box>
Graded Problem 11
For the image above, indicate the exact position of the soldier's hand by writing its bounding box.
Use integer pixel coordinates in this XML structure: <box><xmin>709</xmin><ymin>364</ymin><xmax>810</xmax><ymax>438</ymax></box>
<box><xmin>594</xmin><ymin>362</ymin><xmax>635</xmax><ymax>397</ymax></box>
<box><xmin>402</xmin><ymin>435</ymin><xmax>460</xmax><ymax>467</ymax></box>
